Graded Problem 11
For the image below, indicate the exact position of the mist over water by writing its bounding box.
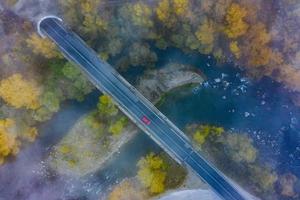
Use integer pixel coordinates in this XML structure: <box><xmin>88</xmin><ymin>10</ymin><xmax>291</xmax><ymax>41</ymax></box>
<box><xmin>12</xmin><ymin>0</ymin><xmax>59</xmax><ymax>23</ymax></box>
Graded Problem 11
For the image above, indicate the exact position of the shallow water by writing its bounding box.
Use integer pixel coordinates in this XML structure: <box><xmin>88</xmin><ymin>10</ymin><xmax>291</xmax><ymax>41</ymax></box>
<box><xmin>1</xmin><ymin>48</ymin><xmax>300</xmax><ymax>200</ymax></box>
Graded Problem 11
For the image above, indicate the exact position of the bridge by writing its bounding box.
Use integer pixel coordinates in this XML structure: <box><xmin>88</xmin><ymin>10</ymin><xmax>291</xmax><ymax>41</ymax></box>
<box><xmin>37</xmin><ymin>16</ymin><xmax>249</xmax><ymax>200</ymax></box>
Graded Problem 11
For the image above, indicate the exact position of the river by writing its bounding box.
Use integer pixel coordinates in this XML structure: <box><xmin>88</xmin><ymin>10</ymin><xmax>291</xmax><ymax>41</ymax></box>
<box><xmin>0</xmin><ymin>48</ymin><xmax>299</xmax><ymax>200</ymax></box>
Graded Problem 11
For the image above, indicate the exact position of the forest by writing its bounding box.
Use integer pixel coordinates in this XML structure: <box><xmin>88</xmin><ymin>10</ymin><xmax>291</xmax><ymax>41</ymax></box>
<box><xmin>0</xmin><ymin>0</ymin><xmax>300</xmax><ymax>199</ymax></box>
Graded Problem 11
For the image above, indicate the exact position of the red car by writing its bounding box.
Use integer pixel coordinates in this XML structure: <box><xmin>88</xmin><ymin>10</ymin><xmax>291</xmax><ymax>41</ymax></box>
<box><xmin>141</xmin><ymin>116</ymin><xmax>151</xmax><ymax>125</ymax></box>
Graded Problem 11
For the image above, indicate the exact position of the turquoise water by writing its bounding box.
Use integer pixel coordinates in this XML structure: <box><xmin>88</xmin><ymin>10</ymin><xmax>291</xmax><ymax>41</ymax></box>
<box><xmin>1</xmin><ymin>48</ymin><xmax>300</xmax><ymax>199</ymax></box>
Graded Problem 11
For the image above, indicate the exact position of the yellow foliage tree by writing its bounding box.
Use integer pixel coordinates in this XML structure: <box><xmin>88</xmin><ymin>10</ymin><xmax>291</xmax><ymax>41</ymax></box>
<box><xmin>80</xmin><ymin>0</ymin><xmax>108</xmax><ymax>36</ymax></box>
<box><xmin>156</xmin><ymin>0</ymin><xmax>175</xmax><ymax>27</ymax></box>
<box><xmin>173</xmin><ymin>0</ymin><xmax>189</xmax><ymax>17</ymax></box>
<box><xmin>137</xmin><ymin>153</ymin><xmax>167</xmax><ymax>194</ymax></box>
<box><xmin>195</xmin><ymin>18</ymin><xmax>216</xmax><ymax>54</ymax></box>
<box><xmin>22</xmin><ymin>127</ymin><xmax>38</xmax><ymax>142</ymax></box>
<box><xmin>60</xmin><ymin>0</ymin><xmax>108</xmax><ymax>39</ymax></box>
<box><xmin>193</xmin><ymin>125</ymin><xmax>224</xmax><ymax>146</ymax></box>
<box><xmin>130</xmin><ymin>2</ymin><xmax>153</xmax><ymax>28</ymax></box>
<box><xmin>0</xmin><ymin>74</ymin><xmax>41</xmax><ymax>110</ymax></box>
<box><xmin>26</xmin><ymin>33</ymin><xmax>61</xmax><ymax>59</ymax></box>
<box><xmin>243</xmin><ymin>23</ymin><xmax>272</xmax><ymax>67</ymax></box>
<box><xmin>230</xmin><ymin>41</ymin><xmax>241</xmax><ymax>59</ymax></box>
<box><xmin>224</xmin><ymin>3</ymin><xmax>249</xmax><ymax>39</ymax></box>
<box><xmin>0</xmin><ymin>119</ymin><xmax>20</xmax><ymax>165</ymax></box>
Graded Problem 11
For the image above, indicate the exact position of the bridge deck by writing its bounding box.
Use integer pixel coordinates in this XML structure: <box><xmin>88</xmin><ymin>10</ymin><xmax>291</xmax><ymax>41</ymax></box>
<box><xmin>38</xmin><ymin>17</ymin><xmax>247</xmax><ymax>200</ymax></box>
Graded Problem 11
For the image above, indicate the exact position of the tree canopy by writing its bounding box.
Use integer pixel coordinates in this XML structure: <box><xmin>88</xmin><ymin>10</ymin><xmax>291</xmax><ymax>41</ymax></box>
<box><xmin>223</xmin><ymin>3</ymin><xmax>249</xmax><ymax>39</ymax></box>
<box><xmin>0</xmin><ymin>119</ymin><xmax>20</xmax><ymax>165</ymax></box>
<box><xmin>26</xmin><ymin>34</ymin><xmax>61</xmax><ymax>59</ymax></box>
<box><xmin>97</xmin><ymin>95</ymin><xmax>119</xmax><ymax>117</ymax></box>
<box><xmin>0</xmin><ymin>74</ymin><xmax>41</xmax><ymax>110</ymax></box>
<box><xmin>137</xmin><ymin>153</ymin><xmax>167</xmax><ymax>194</ymax></box>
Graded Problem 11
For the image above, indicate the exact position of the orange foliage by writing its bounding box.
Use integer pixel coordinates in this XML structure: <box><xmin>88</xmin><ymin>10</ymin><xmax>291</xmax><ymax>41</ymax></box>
<box><xmin>0</xmin><ymin>119</ymin><xmax>20</xmax><ymax>165</ymax></box>
<box><xmin>0</xmin><ymin>74</ymin><xmax>41</xmax><ymax>110</ymax></box>
<box><xmin>224</xmin><ymin>3</ymin><xmax>249</xmax><ymax>39</ymax></box>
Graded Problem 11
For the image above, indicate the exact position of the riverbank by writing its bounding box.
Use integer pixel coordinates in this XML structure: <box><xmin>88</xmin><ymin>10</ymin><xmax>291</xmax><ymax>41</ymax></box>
<box><xmin>47</xmin><ymin>63</ymin><xmax>205</xmax><ymax>177</ymax></box>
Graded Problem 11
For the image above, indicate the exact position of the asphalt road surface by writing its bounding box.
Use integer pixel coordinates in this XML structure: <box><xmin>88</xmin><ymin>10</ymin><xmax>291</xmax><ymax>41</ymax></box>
<box><xmin>39</xmin><ymin>17</ymin><xmax>247</xmax><ymax>200</ymax></box>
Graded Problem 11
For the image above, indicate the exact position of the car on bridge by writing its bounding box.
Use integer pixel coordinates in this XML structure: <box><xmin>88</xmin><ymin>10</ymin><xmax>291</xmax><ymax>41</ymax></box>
<box><xmin>141</xmin><ymin>116</ymin><xmax>151</xmax><ymax>125</ymax></box>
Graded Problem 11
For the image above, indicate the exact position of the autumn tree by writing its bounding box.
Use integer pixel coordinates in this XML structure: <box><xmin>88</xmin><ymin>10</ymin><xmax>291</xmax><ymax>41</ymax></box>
<box><xmin>137</xmin><ymin>153</ymin><xmax>167</xmax><ymax>194</ymax></box>
<box><xmin>242</xmin><ymin>23</ymin><xmax>272</xmax><ymax>68</ymax></box>
<box><xmin>0</xmin><ymin>74</ymin><xmax>41</xmax><ymax>110</ymax></box>
<box><xmin>97</xmin><ymin>95</ymin><xmax>118</xmax><ymax>117</ymax></box>
<box><xmin>192</xmin><ymin>125</ymin><xmax>224</xmax><ymax>146</ymax></box>
<box><xmin>173</xmin><ymin>0</ymin><xmax>190</xmax><ymax>17</ymax></box>
<box><xmin>195</xmin><ymin>17</ymin><xmax>217</xmax><ymax>54</ymax></box>
<box><xmin>230</xmin><ymin>41</ymin><xmax>241</xmax><ymax>59</ymax></box>
<box><xmin>249</xmin><ymin>165</ymin><xmax>278</xmax><ymax>192</ymax></box>
<box><xmin>109</xmin><ymin>117</ymin><xmax>127</xmax><ymax>136</ymax></box>
<box><xmin>0</xmin><ymin>119</ymin><xmax>20</xmax><ymax>165</ymax></box>
<box><xmin>60</xmin><ymin>0</ymin><xmax>108</xmax><ymax>40</ymax></box>
<box><xmin>156</xmin><ymin>0</ymin><xmax>175</xmax><ymax>28</ymax></box>
<box><xmin>156</xmin><ymin>0</ymin><xmax>189</xmax><ymax>27</ymax></box>
<box><xmin>223</xmin><ymin>133</ymin><xmax>257</xmax><ymax>163</ymax></box>
<box><xmin>223</xmin><ymin>3</ymin><xmax>249</xmax><ymax>39</ymax></box>
<box><xmin>26</xmin><ymin>33</ymin><xmax>61</xmax><ymax>59</ymax></box>
<box><xmin>130</xmin><ymin>2</ymin><xmax>154</xmax><ymax>28</ymax></box>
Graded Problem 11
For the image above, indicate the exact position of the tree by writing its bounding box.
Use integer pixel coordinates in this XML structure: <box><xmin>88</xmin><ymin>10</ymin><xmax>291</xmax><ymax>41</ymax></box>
<box><xmin>137</xmin><ymin>153</ymin><xmax>167</xmax><ymax>194</ymax></box>
<box><xmin>22</xmin><ymin>127</ymin><xmax>38</xmax><ymax>142</ymax></box>
<box><xmin>97</xmin><ymin>95</ymin><xmax>118</xmax><ymax>117</ymax></box>
<box><xmin>195</xmin><ymin>17</ymin><xmax>217</xmax><ymax>54</ymax></box>
<box><xmin>26</xmin><ymin>33</ymin><xmax>61</xmax><ymax>59</ymax></box>
<box><xmin>192</xmin><ymin>125</ymin><xmax>224</xmax><ymax>146</ymax></box>
<box><xmin>229</xmin><ymin>41</ymin><xmax>241</xmax><ymax>59</ymax></box>
<box><xmin>156</xmin><ymin>0</ymin><xmax>175</xmax><ymax>28</ymax></box>
<box><xmin>0</xmin><ymin>119</ymin><xmax>20</xmax><ymax>165</ymax></box>
<box><xmin>0</xmin><ymin>74</ymin><xmax>41</xmax><ymax>110</ymax></box>
<box><xmin>60</xmin><ymin>0</ymin><xmax>108</xmax><ymax>40</ymax></box>
<box><xmin>173</xmin><ymin>0</ymin><xmax>190</xmax><ymax>17</ymax></box>
<box><xmin>127</xmin><ymin>43</ymin><xmax>157</xmax><ymax>68</ymax></box>
<box><xmin>242</xmin><ymin>23</ymin><xmax>272</xmax><ymax>68</ymax></box>
<box><xmin>223</xmin><ymin>3</ymin><xmax>249</xmax><ymax>39</ymax></box>
<box><xmin>223</xmin><ymin>133</ymin><xmax>257</xmax><ymax>163</ymax></box>
<box><xmin>130</xmin><ymin>2</ymin><xmax>154</xmax><ymax>28</ymax></box>
<box><xmin>109</xmin><ymin>117</ymin><xmax>127</xmax><ymax>136</ymax></box>
<box><xmin>249</xmin><ymin>165</ymin><xmax>277</xmax><ymax>192</ymax></box>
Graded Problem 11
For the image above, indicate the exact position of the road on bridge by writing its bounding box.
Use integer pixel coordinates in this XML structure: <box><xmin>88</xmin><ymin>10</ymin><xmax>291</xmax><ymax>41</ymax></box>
<box><xmin>38</xmin><ymin>17</ymin><xmax>247</xmax><ymax>200</ymax></box>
